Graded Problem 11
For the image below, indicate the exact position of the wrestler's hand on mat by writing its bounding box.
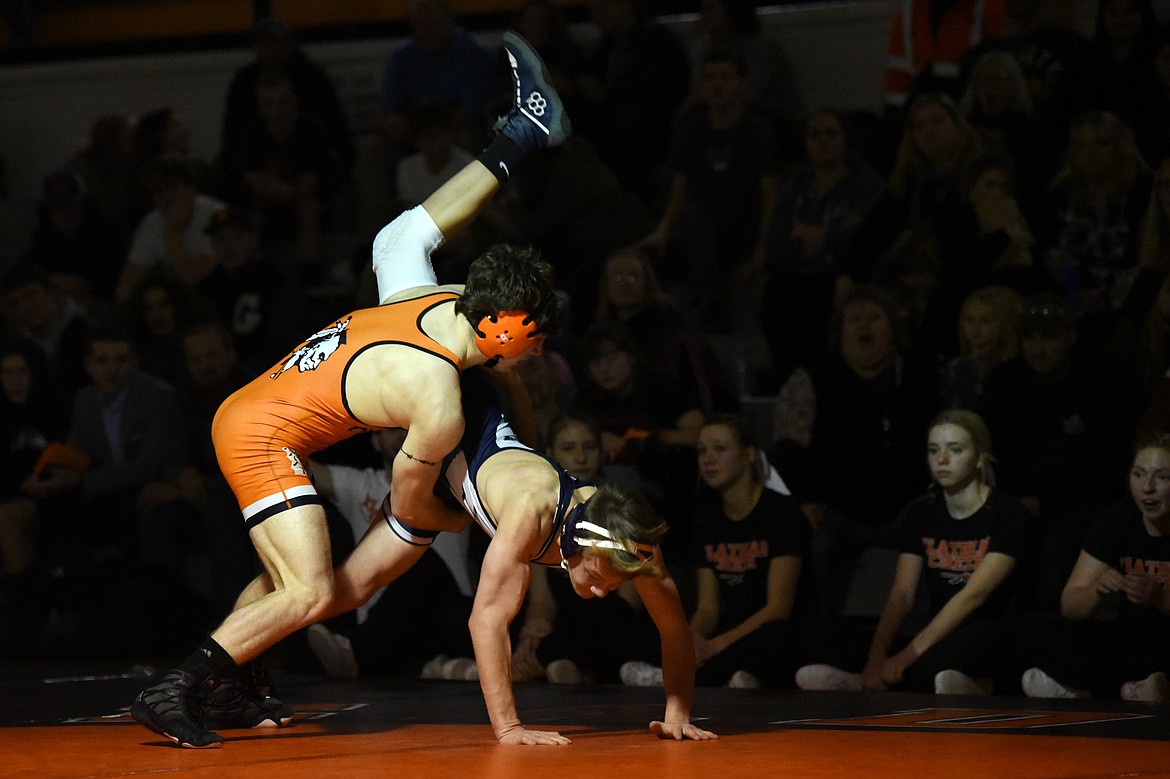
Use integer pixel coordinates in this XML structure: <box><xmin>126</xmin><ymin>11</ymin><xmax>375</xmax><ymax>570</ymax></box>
<box><xmin>649</xmin><ymin>721</ymin><xmax>718</xmax><ymax>741</ymax></box>
<box><xmin>497</xmin><ymin>726</ymin><xmax>572</xmax><ymax>746</ymax></box>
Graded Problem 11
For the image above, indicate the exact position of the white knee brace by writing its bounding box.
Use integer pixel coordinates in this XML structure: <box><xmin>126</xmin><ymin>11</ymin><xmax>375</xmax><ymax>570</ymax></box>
<box><xmin>371</xmin><ymin>206</ymin><xmax>446</xmax><ymax>303</ymax></box>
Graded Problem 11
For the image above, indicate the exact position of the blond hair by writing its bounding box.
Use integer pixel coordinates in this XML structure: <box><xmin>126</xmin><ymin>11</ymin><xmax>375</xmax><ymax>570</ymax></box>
<box><xmin>957</xmin><ymin>286</ymin><xmax>1023</xmax><ymax>360</ymax></box>
<box><xmin>889</xmin><ymin>92</ymin><xmax>981</xmax><ymax>199</ymax></box>
<box><xmin>929</xmin><ymin>409</ymin><xmax>996</xmax><ymax>487</ymax></box>
<box><xmin>1049</xmin><ymin>111</ymin><xmax>1151</xmax><ymax>210</ymax></box>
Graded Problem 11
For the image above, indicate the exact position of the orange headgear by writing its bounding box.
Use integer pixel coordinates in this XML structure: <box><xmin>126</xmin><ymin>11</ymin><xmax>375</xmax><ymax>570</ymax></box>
<box><xmin>474</xmin><ymin>310</ymin><xmax>540</xmax><ymax>360</ymax></box>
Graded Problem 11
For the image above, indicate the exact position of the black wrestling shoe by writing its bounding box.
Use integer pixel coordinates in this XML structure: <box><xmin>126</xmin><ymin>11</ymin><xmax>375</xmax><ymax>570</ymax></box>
<box><xmin>202</xmin><ymin>673</ymin><xmax>291</xmax><ymax>729</ymax></box>
<box><xmin>249</xmin><ymin>657</ymin><xmax>295</xmax><ymax>722</ymax></box>
<box><xmin>130</xmin><ymin>669</ymin><xmax>222</xmax><ymax>749</ymax></box>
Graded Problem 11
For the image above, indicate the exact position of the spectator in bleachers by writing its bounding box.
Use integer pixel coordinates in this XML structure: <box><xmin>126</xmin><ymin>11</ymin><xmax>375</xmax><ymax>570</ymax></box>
<box><xmin>394</xmin><ymin>102</ymin><xmax>501</xmax><ymax>284</ymax></box>
<box><xmin>978</xmin><ymin>292</ymin><xmax>1138</xmax><ymax>610</ymax></box>
<box><xmin>511</xmin><ymin>349</ymin><xmax>575</xmax><ymax>450</ymax></box>
<box><xmin>959</xmin><ymin>0</ymin><xmax>1092</xmax><ymax>137</ymax></box>
<box><xmin>378</xmin><ymin>0</ymin><xmax>489</xmax><ymax>152</ymax></box>
<box><xmin>129</xmin><ymin>108</ymin><xmax>213</xmax><ymax>225</ymax></box>
<box><xmin>944</xmin><ymin>152</ymin><xmax>1046</xmax><ymax>293</ymax></box>
<box><xmin>682</xmin><ymin>0</ymin><xmax>805</xmax><ymax>157</ymax></box>
<box><xmin>869</xmin><ymin>228</ymin><xmax>945</xmax><ymax>363</ymax></box>
<box><xmin>688</xmin><ymin>413</ymin><xmax>812</xmax><ymax>689</ymax></box>
<box><xmin>219</xmin><ymin>16</ymin><xmax>354</xmax><ymax>183</ymax></box>
<box><xmin>572</xmin><ymin>320</ymin><xmax>704</xmax><ymax>461</ymax></box>
<box><xmin>760</xmin><ymin>108</ymin><xmax>885</xmax><ymax>390</ymax></box>
<box><xmin>121</xmin><ymin>272</ymin><xmax>210</xmax><ymax>387</ymax></box>
<box><xmin>594</xmin><ymin>246</ymin><xmax>734</xmax><ymax>415</ymax></box>
<box><xmin>888</xmin><ymin>92</ymin><xmax>984</xmax><ymax>229</ymax></box>
<box><xmin>354</xmin><ymin>0</ymin><xmax>490</xmax><ymax>243</ymax></box>
<box><xmin>0</xmin><ymin>337</ymin><xmax>71</xmax><ymax>655</ymax></box>
<box><xmin>957</xmin><ymin>49</ymin><xmax>1059</xmax><ymax>213</ymax></box>
<box><xmin>796</xmin><ymin>409</ymin><xmax>1032</xmax><ymax>695</ymax></box>
<box><xmin>195</xmin><ymin>205</ymin><xmax>303</xmax><ymax>370</ymax></box>
<box><xmin>115</xmin><ymin>154</ymin><xmax>224</xmax><ymax>303</ymax></box>
<box><xmin>133</xmin><ymin>108</ymin><xmax>195</xmax><ymax>168</ymax></box>
<box><xmin>576</xmin><ymin>0</ymin><xmax>690</xmax><ymax>209</ymax></box>
<box><xmin>1015</xmin><ymin>431</ymin><xmax>1170</xmax><ymax>702</ymax></box>
<box><xmin>498</xmin><ymin>135</ymin><xmax>655</xmax><ymax>326</ymax></box>
<box><xmin>219</xmin><ymin>67</ymin><xmax>348</xmax><ymax>276</ymax></box>
<box><xmin>1083</xmin><ymin>0</ymin><xmax>1162</xmax><ymax>117</ymax></box>
<box><xmin>939</xmin><ymin>285</ymin><xmax>1023</xmax><ymax>410</ymax></box>
<box><xmin>23</xmin><ymin>326</ymin><xmax>199</xmax><ymax>603</ymax></box>
<box><xmin>0</xmin><ymin>264</ymin><xmax>92</xmax><ymax>398</ymax></box>
<box><xmin>395</xmin><ymin>103</ymin><xmax>474</xmax><ymax>210</ymax></box>
<box><xmin>570</xmin><ymin>320</ymin><xmax>703</xmax><ymax>556</ymax></box>
<box><xmin>1033</xmin><ymin>111</ymin><xmax>1153</xmax><ymax>353</ymax></box>
<box><xmin>925</xmin><ymin>151</ymin><xmax>1047</xmax><ymax>357</ymax></box>
<box><xmin>771</xmin><ymin>284</ymin><xmax>940</xmax><ymax>616</ymax></box>
<box><xmin>851</xmin><ymin>93</ymin><xmax>984</xmax><ymax>274</ymax></box>
<box><xmin>642</xmin><ymin>50</ymin><xmax>778</xmax><ymax>334</ymax></box>
<box><xmin>67</xmin><ymin>114</ymin><xmax>137</xmax><ymax>234</ymax></box>
<box><xmin>23</xmin><ymin>169</ymin><xmax>127</xmax><ymax>315</ymax></box>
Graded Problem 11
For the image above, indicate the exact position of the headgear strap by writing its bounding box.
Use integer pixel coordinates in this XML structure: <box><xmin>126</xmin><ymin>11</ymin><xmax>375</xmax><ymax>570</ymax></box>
<box><xmin>559</xmin><ymin>503</ymin><xmax>655</xmax><ymax>564</ymax></box>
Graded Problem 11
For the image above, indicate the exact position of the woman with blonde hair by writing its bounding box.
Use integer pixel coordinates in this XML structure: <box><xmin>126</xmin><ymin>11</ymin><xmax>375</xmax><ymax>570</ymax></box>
<box><xmin>940</xmin><ymin>285</ymin><xmax>1024</xmax><ymax>409</ymax></box>
<box><xmin>796</xmin><ymin>409</ymin><xmax>1032</xmax><ymax>695</ymax></box>
<box><xmin>1035</xmin><ymin>111</ymin><xmax>1153</xmax><ymax>345</ymax></box>
<box><xmin>958</xmin><ymin>50</ymin><xmax>1057</xmax><ymax>211</ymax></box>
<box><xmin>850</xmin><ymin>93</ymin><xmax>984</xmax><ymax>280</ymax></box>
<box><xmin>887</xmin><ymin>92</ymin><xmax>982</xmax><ymax>207</ymax></box>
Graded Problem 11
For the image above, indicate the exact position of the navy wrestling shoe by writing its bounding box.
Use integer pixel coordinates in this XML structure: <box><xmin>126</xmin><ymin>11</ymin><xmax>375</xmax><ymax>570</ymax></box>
<box><xmin>130</xmin><ymin>669</ymin><xmax>222</xmax><ymax>748</ymax></box>
<box><xmin>497</xmin><ymin>30</ymin><xmax>571</xmax><ymax>151</ymax></box>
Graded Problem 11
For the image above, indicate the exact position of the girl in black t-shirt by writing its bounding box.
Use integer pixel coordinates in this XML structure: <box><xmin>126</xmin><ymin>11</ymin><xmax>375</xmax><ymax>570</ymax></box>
<box><xmin>689</xmin><ymin>414</ymin><xmax>811</xmax><ymax>688</ymax></box>
<box><xmin>1017</xmin><ymin>431</ymin><xmax>1170</xmax><ymax>701</ymax></box>
<box><xmin>796</xmin><ymin>409</ymin><xmax>1031</xmax><ymax>694</ymax></box>
<box><xmin>618</xmin><ymin>412</ymin><xmax>813</xmax><ymax>688</ymax></box>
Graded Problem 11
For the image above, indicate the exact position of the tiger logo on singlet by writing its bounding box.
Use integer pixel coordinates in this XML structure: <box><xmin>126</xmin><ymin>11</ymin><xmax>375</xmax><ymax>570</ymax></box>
<box><xmin>269</xmin><ymin>317</ymin><xmax>352</xmax><ymax>379</ymax></box>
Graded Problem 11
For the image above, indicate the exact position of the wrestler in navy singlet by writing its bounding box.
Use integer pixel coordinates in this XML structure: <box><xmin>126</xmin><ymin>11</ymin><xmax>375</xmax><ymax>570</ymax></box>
<box><xmin>453</xmin><ymin>371</ymin><xmax>588</xmax><ymax>566</ymax></box>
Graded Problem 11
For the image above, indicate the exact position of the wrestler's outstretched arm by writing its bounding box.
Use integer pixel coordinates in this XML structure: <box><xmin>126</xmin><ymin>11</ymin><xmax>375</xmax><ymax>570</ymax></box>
<box><xmin>634</xmin><ymin>552</ymin><xmax>719</xmax><ymax>742</ymax></box>
<box><xmin>468</xmin><ymin>491</ymin><xmax>570</xmax><ymax>745</ymax></box>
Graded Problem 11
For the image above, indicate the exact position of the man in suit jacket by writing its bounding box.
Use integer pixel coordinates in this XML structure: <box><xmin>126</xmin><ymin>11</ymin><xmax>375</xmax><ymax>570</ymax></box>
<box><xmin>26</xmin><ymin>323</ymin><xmax>195</xmax><ymax>574</ymax></box>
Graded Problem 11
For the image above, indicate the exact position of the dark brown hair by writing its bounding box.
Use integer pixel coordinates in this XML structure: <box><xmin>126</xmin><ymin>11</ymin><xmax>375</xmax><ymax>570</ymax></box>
<box><xmin>455</xmin><ymin>244</ymin><xmax>563</xmax><ymax>336</ymax></box>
